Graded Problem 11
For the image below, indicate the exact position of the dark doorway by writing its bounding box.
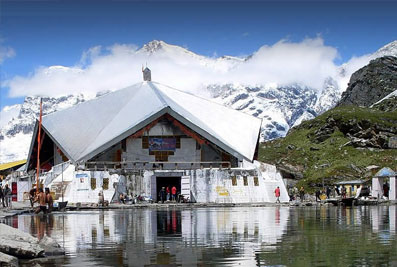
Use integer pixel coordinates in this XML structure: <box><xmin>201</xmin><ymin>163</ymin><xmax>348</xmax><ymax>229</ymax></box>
<box><xmin>156</xmin><ymin>176</ymin><xmax>181</xmax><ymax>202</ymax></box>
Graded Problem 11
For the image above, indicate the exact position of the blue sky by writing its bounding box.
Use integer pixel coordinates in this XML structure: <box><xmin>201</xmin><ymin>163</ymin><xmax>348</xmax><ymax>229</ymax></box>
<box><xmin>1</xmin><ymin>0</ymin><xmax>396</xmax><ymax>109</ymax></box>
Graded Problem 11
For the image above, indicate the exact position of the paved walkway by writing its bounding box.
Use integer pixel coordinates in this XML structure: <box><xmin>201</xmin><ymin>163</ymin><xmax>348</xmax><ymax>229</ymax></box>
<box><xmin>0</xmin><ymin>199</ymin><xmax>347</xmax><ymax>220</ymax></box>
<box><xmin>0</xmin><ymin>201</ymin><xmax>31</xmax><ymax>219</ymax></box>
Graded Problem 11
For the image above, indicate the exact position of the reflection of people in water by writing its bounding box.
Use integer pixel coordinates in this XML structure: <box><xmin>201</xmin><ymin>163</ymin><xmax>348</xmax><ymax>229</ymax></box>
<box><xmin>32</xmin><ymin>213</ymin><xmax>54</xmax><ymax>240</ymax></box>
<box><xmin>275</xmin><ymin>207</ymin><xmax>280</xmax><ymax>224</ymax></box>
<box><xmin>46</xmin><ymin>214</ymin><xmax>54</xmax><ymax>237</ymax></box>
<box><xmin>36</xmin><ymin>215</ymin><xmax>46</xmax><ymax>240</ymax></box>
<box><xmin>172</xmin><ymin>210</ymin><xmax>177</xmax><ymax>233</ymax></box>
<box><xmin>157</xmin><ymin>210</ymin><xmax>181</xmax><ymax>235</ymax></box>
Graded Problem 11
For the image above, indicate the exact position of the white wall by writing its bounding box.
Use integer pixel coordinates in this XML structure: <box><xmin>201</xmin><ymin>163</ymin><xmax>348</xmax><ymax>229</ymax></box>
<box><xmin>125</xmin><ymin>164</ymin><xmax>289</xmax><ymax>204</ymax></box>
<box><xmin>51</xmin><ymin>162</ymin><xmax>289</xmax><ymax>204</ymax></box>
<box><xmin>52</xmin><ymin>170</ymin><xmax>120</xmax><ymax>204</ymax></box>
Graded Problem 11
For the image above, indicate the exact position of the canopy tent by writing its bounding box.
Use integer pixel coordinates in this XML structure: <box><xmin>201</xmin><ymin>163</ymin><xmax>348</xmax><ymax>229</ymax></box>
<box><xmin>374</xmin><ymin>167</ymin><xmax>396</xmax><ymax>178</ymax></box>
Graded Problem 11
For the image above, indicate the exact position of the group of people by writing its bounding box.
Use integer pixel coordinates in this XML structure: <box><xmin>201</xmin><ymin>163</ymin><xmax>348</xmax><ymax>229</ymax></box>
<box><xmin>315</xmin><ymin>186</ymin><xmax>332</xmax><ymax>202</ymax></box>
<box><xmin>335</xmin><ymin>185</ymin><xmax>347</xmax><ymax>198</ymax></box>
<box><xmin>29</xmin><ymin>187</ymin><xmax>54</xmax><ymax>214</ymax></box>
<box><xmin>286</xmin><ymin>186</ymin><xmax>335</xmax><ymax>202</ymax></box>
<box><xmin>0</xmin><ymin>183</ymin><xmax>12</xmax><ymax>208</ymax></box>
<box><xmin>159</xmin><ymin>186</ymin><xmax>178</xmax><ymax>203</ymax></box>
<box><xmin>286</xmin><ymin>186</ymin><xmax>306</xmax><ymax>202</ymax></box>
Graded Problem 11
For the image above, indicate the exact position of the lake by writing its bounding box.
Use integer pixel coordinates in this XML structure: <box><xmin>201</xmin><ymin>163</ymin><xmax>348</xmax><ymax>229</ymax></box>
<box><xmin>4</xmin><ymin>205</ymin><xmax>397</xmax><ymax>266</ymax></box>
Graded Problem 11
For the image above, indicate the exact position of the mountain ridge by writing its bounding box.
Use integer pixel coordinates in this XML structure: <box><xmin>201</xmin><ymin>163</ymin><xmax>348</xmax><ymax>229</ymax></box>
<box><xmin>1</xmin><ymin>40</ymin><xmax>397</xmax><ymax>163</ymax></box>
<box><xmin>259</xmin><ymin>55</ymin><xmax>397</xmax><ymax>185</ymax></box>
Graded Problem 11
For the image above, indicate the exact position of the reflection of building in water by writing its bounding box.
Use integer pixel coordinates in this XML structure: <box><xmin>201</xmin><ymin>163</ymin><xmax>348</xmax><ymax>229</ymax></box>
<box><xmin>128</xmin><ymin>207</ymin><xmax>289</xmax><ymax>265</ymax></box>
<box><xmin>10</xmin><ymin>208</ymin><xmax>289</xmax><ymax>266</ymax></box>
<box><xmin>371</xmin><ymin>206</ymin><xmax>397</xmax><ymax>234</ymax></box>
<box><xmin>7</xmin><ymin>206</ymin><xmax>397</xmax><ymax>266</ymax></box>
<box><xmin>390</xmin><ymin>206</ymin><xmax>397</xmax><ymax>235</ymax></box>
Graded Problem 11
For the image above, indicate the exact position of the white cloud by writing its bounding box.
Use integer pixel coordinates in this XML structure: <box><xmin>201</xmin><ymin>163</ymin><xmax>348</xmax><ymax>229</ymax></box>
<box><xmin>229</xmin><ymin>38</ymin><xmax>339</xmax><ymax>89</ymax></box>
<box><xmin>0</xmin><ymin>43</ymin><xmax>15</xmax><ymax>64</ymax></box>
<box><xmin>337</xmin><ymin>53</ymin><xmax>373</xmax><ymax>91</ymax></box>
<box><xmin>0</xmin><ymin>104</ymin><xmax>20</xmax><ymax>128</ymax></box>
<box><xmin>4</xmin><ymin>37</ymin><xmax>359</xmax><ymax>98</ymax></box>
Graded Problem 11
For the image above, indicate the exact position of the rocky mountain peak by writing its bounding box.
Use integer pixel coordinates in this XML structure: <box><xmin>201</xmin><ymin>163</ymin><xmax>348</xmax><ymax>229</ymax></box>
<box><xmin>338</xmin><ymin>56</ymin><xmax>397</xmax><ymax>107</ymax></box>
<box><xmin>141</xmin><ymin>40</ymin><xmax>166</xmax><ymax>53</ymax></box>
<box><xmin>374</xmin><ymin>40</ymin><xmax>397</xmax><ymax>58</ymax></box>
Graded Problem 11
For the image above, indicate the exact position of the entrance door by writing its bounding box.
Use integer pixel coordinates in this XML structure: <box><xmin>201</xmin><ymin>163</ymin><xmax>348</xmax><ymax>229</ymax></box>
<box><xmin>156</xmin><ymin>176</ymin><xmax>181</xmax><ymax>202</ymax></box>
<box><xmin>17</xmin><ymin>181</ymin><xmax>29</xmax><ymax>202</ymax></box>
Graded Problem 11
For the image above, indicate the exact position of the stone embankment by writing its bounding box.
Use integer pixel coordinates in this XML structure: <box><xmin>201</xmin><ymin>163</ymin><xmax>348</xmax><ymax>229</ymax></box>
<box><xmin>0</xmin><ymin>223</ymin><xmax>64</xmax><ymax>267</ymax></box>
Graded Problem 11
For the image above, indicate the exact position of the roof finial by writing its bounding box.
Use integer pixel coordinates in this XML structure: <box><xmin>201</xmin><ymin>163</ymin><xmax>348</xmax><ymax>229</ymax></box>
<box><xmin>142</xmin><ymin>65</ymin><xmax>151</xmax><ymax>81</ymax></box>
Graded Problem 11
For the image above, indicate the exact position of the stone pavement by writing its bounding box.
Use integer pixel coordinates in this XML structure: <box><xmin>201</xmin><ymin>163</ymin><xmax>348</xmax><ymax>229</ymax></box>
<box><xmin>0</xmin><ymin>201</ymin><xmax>31</xmax><ymax>220</ymax></box>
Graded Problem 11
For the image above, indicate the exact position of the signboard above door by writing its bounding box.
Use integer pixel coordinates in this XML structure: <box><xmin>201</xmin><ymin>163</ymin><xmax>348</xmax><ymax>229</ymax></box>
<box><xmin>149</xmin><ymin>137</ymin><xmax>176</xmax><ymax>152</ymax></box>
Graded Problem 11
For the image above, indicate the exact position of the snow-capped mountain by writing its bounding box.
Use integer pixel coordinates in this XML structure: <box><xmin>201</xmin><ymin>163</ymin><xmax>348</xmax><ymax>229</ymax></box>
<box><xmin>1</xmin><ymin>40</ymin><xmax>396</xmax><ymax>163</ymax></box>
<box><xmin>373</xmin><ymin>40</ymin><xmax>397</xmax><ymax>58</ymax></box>
<box><xmin>0</xmin><ymin>95</ymin><xmax>87</xmax><ymax>163</ymax></box>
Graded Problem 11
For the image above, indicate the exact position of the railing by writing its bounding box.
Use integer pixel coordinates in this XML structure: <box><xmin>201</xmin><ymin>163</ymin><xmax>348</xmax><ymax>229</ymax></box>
<box><xmin>83</xmin><ymin>161</ymin><xmax>231</xmax><ymax>171</ymax></box>
<box><xmin>43</xmin><ymin>161</ymin><xmax>70</xmax><ymax>187</ymax></box>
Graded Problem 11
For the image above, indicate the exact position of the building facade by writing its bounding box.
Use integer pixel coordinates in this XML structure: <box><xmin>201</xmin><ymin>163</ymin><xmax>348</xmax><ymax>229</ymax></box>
<box><xmin>26</xmin><ymin>80</ymin><xmax>289</xmax><ymax>203</ymax></box>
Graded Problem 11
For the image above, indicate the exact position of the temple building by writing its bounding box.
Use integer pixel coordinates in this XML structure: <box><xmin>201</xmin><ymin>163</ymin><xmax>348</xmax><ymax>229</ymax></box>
<box><xmin>25</xmin><ymin>70</ymin><xmax>288</xmax><ymax>204</ymax></box>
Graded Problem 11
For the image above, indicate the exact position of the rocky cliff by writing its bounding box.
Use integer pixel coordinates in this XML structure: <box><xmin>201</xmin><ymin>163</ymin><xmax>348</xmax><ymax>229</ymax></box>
<box><xmin>338</xmin><ymin>56</ymin><xmax>397</xmax><ymax>107</ymax></box>
<box><xmin>259</xmin><ymin>56</ymin><xmax>397</xmax><ymax>185</ymax></box>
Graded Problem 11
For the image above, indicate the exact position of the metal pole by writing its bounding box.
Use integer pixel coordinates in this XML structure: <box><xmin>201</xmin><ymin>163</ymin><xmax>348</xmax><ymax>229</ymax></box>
<box><xmin>36</xmin><ymin>98</ymin><xmax>42</xmax><ymax>194</ymax></box>
<box><xmin>61</xmin><ymin>163</ymin><xmax>64</xmax><ymax>202</ymax></box>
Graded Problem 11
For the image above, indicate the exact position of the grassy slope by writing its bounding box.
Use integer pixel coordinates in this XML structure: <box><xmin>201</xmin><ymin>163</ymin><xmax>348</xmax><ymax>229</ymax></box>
<box><xmin>258</xmin><ymin>106</ymin><xmax>397</xmax><ymax>187</ymax></box>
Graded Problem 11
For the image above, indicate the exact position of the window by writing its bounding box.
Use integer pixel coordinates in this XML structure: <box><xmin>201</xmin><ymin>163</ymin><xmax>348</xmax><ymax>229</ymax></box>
<box><xmin>91</xmin><ymin>178</ymin><xmax>96</xmax><ymax>190</ymax></box>
<box><xmin>254</xmin><ymin>176</ymin><xmax>259</xmax><ymax>186</ymax></box>
<box><xmin>232</xmin><ymin>176</ymin><xmax>237</xmax><ymax>186</ymax></box>
<box><xmin>176</xmin><ymin>136</ymin><xmax>181</xmax><ymax>148</ymax></box>
<box><xmin>142</xmin><ymin>136</ymin><xmax>149</xmax><ymax>149</ymax></box>
<box><xmin>103</xmin><ymin>178</ymin><xmax>109</xmax><ymax>190</ymax></box>
<box><xmin>121</xmin><ymin>139</ymin><xmax>126</xmax><ymax>152</ymax></box>
<box><xmin>154</xmin><ymin>151</ymin><xmax>174</xmax><ymax>162</ymax></box>
<box><xmin>243</xmin><ymin>176</ymin><xmax>248</xmax><ymax>186</ymax></box>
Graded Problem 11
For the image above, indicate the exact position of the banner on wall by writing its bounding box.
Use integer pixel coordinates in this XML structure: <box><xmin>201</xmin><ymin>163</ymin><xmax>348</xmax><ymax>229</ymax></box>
<box><xmin>149</xmin><ymin>137</ymin><xmax>176</xmax><ymax>151</ymax></box>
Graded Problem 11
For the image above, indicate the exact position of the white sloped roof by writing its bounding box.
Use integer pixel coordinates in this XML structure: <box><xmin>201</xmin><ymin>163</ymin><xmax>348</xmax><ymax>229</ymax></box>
<box><xmin>39</xmin><ymin>81</ymin><xmax>262</xmax><ymax>163</ymax></box>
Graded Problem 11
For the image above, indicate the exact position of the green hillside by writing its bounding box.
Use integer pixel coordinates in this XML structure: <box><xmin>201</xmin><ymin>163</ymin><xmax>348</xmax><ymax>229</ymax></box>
<box><xmin>258</xmin><ymin>105</ymin><xmax>397</xmax><ymax>187</ymax></box>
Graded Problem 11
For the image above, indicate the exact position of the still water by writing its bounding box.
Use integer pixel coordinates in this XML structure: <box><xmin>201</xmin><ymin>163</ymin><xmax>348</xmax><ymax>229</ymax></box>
<box><xmin>4</xmin><ymin>205</ymin><xmax>397</xmax><ymax>266</ymax></box>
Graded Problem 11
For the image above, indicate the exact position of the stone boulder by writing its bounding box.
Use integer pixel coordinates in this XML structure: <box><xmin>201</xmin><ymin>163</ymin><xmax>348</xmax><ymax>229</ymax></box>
<box><xmin>0</xmin><ymin>251</ymin><xmax>19</xmax><ymax>267</ymax></box>
<box><xmin>0</xmin><ymin>240</ymin><xmax>44</xmax><ymax>259</ymax></box>
<box><xmin>0</xmin><ymin>224</ymin><xmax>64</xmax><ymax>259</ymax></box>
<box><xmin>0</xmin><ymin>223</ymin><xmax>38</xmax><ymax>244</ymax></box>
<box><xmin>38</xmin><ymin>236</ymin><xmax>64</xmax><ymax>256</ymax></box>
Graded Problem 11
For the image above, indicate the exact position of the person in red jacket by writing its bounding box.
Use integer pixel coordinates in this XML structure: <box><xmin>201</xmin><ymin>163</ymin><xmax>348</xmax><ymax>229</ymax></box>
<box><xmin>275</xmin><ymin>186</ymin><xmax>281</xmax><ymax>203</ymax></box>
<box><xmin>171</xmin><ymin>186</ymin><xmax>177</xmax><ymax>202</ymax></box>
<box><xmin>166</xmin><ymin>186</ymin><xmax>170</xmax><ymax>201</ymax></box>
